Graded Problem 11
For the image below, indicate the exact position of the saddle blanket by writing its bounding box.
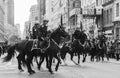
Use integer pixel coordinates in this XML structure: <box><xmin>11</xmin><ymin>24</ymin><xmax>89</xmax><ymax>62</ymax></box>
<box><xmin>31</xmin><ymin>39</ymin><xmax>41</xmax><ymax>50</ymax></box>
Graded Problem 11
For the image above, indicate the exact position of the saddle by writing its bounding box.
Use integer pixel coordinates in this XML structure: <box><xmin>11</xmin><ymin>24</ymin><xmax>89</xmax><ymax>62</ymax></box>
<box><xmin>31</xmin><ymin>39</ymin><xmax>41</xmax><ymax>51</ymax></box>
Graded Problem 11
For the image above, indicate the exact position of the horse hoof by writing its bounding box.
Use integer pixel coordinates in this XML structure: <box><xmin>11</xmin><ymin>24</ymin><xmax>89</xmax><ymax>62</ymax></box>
<box><xmin>20</xmin><ymin>69</ymin><xmax>24</xmax><ymax>72</ymax></box>
<box><xmin>82</xmin><ymin>60</ymin><xmax>85</xmax><ymax>63</ymax></box>
<box><xmin>29</xmin><ymin>70</ymin><xmax>36</xmax><ymax>75</ymax></box>
<box><xmin>50</xmin><ymin>71</ymin><xmax>54</xmax><ymax>74</ymax></box>
<box><xmin>31</xmin><ymin>70</ymin><xmax>36</xmax><ymax>73</ymax></box>
<box><xmin>76</xmin><ymin>63</ymin><xmax>79</xmax><ymax>65</ymax></box>
<box><xmin>29</xmin><ymin>72</ymin><xmax>34</xmax><ymax>75</ymax></box>
<box><xmin>37</xmin><ymin>67</ymin><xmax>40</xmax><ymax>70</ymax></box>
<box><xmin>55</xmin><ymin>68</ymin><xmax>58</xmax><ymax>71</ymax></box>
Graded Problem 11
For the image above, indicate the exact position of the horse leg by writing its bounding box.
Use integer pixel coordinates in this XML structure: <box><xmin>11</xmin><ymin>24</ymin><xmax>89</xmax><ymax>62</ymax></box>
<box><xmin>70</xmin><ymin>52</ymin><xmax>74</xmax><ymax>61</ymax></box>
<box><xmin>78</xmin><ymin>53</ymin><xmax>80</xmax><ymax>64</ymax></box>
<box><xmin>17</xmin><ymin>55</ymin><xmax>24</xmax><ymax>72</ymax></box>
<box><xmin>48</xmin><ymin>56</ymin><xmax>53</xmax><ymax>74</ymax></box>
<box><xmin>38</xmin><ymin>56</ymin><xmax>44</xmax><ymax>70</ymax></box>
<box><xmin>46</xmin><ymin>55</ymin><xmax>49</xmax><ymax>69</ymax></box>
<box><xmin>116</xmin><ymin>54</ymin><xmax>119</xmax><ymax>61</ymax></box>
<box><xmin>26</xmin><ymin>54</ymin><xmax>35</xmax><ymax>74</ymax></box>
<box><xmin>82</xmin><ymin>53</ymin><xmax>87</xmax><ymax>63</ymax></box>
<box><xmin>102</xmin><ymin>53</ymin><xmax>104</xmax><ymax>61</ymax></box>
<box><xmin>106</xmin><ymin>53</ymin><xmax>109</xmax><ymax>61</ymax></box>
<box><xmin>35</xmin><ymin>56</ymin><xmax>39</xmax><ymax>66</ymax></box>
<box><xmin>91</xmin><ymin>53</ymin><xmax>94</xmax><ymax>62</ymax></box>
<box><xmin>55</xmin><ymin>55</ymin><xmax>61</xmax><ymax>71</ymax></box>
<box><xmin>70</xmin><ymin>52</ymin><xmax>78</xmax><ymax>65</ymax></box>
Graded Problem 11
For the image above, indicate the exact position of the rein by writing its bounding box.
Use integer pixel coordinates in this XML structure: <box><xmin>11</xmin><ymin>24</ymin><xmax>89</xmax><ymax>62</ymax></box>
<box><xmin>41</xmin><ymin>39</ymin><xmax>50</xmax><ymax>53</ymax></box>
<box><xmin>78</xmin><ymin>40</ymin><xmax>86</xmax><ymax>47</ymax></box>
<box><xmin>51</xmin><ymin>39</ymin><xmax>63</xmax><ymax>49</ymax></box>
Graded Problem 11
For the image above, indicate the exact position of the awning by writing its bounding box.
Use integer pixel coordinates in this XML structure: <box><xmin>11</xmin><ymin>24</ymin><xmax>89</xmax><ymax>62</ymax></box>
<box><xmin>105</xmin><ymin>30</ymin><xmax>112</xmax><ymax>35</ymax></box>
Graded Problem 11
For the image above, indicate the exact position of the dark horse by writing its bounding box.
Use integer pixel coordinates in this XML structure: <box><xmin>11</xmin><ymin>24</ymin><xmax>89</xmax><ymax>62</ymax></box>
<box><xmin>37</xmin><ymin>25</ymin><xmax>70</xmax><ymax>74</ymax></box>
<box><xmin>96</xmin><ymin>39</ymin><xmax>108</xmax><ymax>61</ymax></box>
<box><xmin>3</xmin><ymin>37</ymin><xmax>49</xmax><ymax>74</ymax></box>
<box><xmin>70</xmin><ymin>30</ymin><xmax>87</xmax><ymax>64</ymax></box>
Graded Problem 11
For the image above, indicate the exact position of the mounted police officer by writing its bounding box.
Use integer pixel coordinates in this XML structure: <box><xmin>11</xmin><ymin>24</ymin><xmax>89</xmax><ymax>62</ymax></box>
<box><xmin>38</xmin><ymin>19</ymin><xmax>49</xmax><ymax>38</ymax></box>
<box><xmin>32</xmin><ymin>23</ymin><xmax>39</xmax><ymax>39</ymax></box>
<box><xmin>72</xmin><ymin>28</ymin><xmax>81</xmax><ymax>41</ymax></box>
<box><xmin>98</xmin><ymin>32</ymin><xmax>107</xmax><ymax>48</ymax></box>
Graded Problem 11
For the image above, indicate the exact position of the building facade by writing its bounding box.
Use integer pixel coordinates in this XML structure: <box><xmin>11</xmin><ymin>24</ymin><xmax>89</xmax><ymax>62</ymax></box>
<box><xmin>29</xmin><ymin>4</ymin><xmax>39</xmax><ymax>31</ymax></box>
<box><xmin>4</xmin><ymin>0</ymin><xmax>15</xmax><ymax>42</ymax></box>
<box><xmin>81</xmin><ymin>0</ymin><xmax>101</xmax><ymax>38</ymax></box>
<box><xmin>15</xmin><ymin>24</ymin><xmax>21</xmax><ymax>38</ymax></box>
<box><xmin>113</xmin><ymin>0</ymin><xmax>120</xmax><ymax>40</ymax></box>
<box><xmin>102</xmin><ymin>0</ymin><xmax>114</xmax><ymax>40</ymax></box>
<box><xmin>44</xmin><ymin>0</ymin><xmax>68</xmax><ymax>30</ymax></box>
<box><xmin>0</xmin><ymin>0</ymin><xmax>5</xmax><ymax>42</ymax></box>
<box><xmin>37</xmin><ymin>0</ymin><xmax>46</xmax><ymax>24</ymax></box>
<box><xmin>23</xmin><ymin>21</ymin><xmax>31</xmax><ymax>39</ymax></box>
<box><xmin>7</xmin><ymin>0</ymin><xmax>14</xmax><ymax>26</ymax></box>
<box><xmin>69</xmin><ymin>0</ymin><xmax>82</xmax><ymax>34</ymax></box>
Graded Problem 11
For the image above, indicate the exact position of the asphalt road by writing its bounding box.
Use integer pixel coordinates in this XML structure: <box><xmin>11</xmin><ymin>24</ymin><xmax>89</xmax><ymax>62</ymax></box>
<box><xmin>0</xmin><ymin>54</ymin><xmax>120</xmax><ymax>78</ymax></box>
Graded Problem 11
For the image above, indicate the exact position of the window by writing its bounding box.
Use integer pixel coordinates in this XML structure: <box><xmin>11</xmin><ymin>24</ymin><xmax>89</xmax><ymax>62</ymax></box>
<box><xmin>110</xmin><ymin>8</ymin><xmax>112</xmax><ymax>23</ymax></box>
<box><xmin>73</xmin><ymin>2</ymin><xmax>76</xmax><ymax>8</ymax></box>
<box><xmin>107</xmin><ymin>10</ymin><xmax>109</xmax><ymax>24</ymax></box>
<box><xmin>116</xmin><ymin>3</ymin><xmax>119</xmax><ymax>17</ymax></box>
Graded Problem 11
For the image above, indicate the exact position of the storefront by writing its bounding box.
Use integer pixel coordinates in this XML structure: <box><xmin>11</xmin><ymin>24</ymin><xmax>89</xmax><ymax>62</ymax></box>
<box><xmin>113</xmin><ymin>21</ymin><xmax>120</xmax><ymax>40</ymax></box>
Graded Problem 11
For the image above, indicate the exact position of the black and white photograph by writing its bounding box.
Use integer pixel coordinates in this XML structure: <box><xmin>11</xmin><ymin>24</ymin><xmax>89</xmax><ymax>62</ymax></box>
<box><xmin>0</xmin><ymin>0</ymin><xmax>120</xmax><ymax>78</ymax></box>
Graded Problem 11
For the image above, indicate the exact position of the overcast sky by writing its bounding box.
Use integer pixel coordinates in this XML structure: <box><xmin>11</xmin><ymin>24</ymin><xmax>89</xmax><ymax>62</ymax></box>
<box><xmin>14</xmin><ymin>0</ymin><xmax>37</xmax><ymax>34</ymax></box>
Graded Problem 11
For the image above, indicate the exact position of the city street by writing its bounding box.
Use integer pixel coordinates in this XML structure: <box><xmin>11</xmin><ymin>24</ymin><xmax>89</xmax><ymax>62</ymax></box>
<box><xmin>0</xmin><ymin>55</ymin><xmax>120</xmax><ymax>78</ymax></box>
<box><xmin>0</xmin><ymin>0</ymin><xmax>120</xmax><ymax>78</ymax></box>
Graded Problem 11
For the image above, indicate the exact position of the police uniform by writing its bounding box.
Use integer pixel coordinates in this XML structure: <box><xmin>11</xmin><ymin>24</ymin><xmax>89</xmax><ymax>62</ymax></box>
<box><xmin>38</xmin><ymin>20</ymin><xmax>48</xmax><ymax>38</ymax></box>
<box><xmin>32</xmin><ymin>23</ymin><xmax>39</xmax><ymax>39</ymax></box>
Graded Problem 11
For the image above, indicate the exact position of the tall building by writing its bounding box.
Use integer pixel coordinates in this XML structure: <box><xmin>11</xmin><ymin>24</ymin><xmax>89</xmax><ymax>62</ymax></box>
<box><xmin>102</xmin><ymin>0</ymin><xmax>114</xmax><ymax>40</ymax></box>
<box><xmin>0</xmin><ymin>0</ymin><xmax>6</xmax><ymax>42</ymax></box>
<box><xmin>69</xmin><ymin>0</ymin><xmax>82</xmax><ymax>34</ymax></box>
<box><xmin>81</xmin><ymin>0</ymin><xmax>97</xmax><ymax>38</ymax></box>
<box><xmin>29</xmin><ymin>4</ymin><xmax>39</xmax><ymax>31</ymax></box>
<box><xmin>4</xmin><ymin>0</ymin><xmax>15</xmax><ymax>41</ymax></box>
<box><xmin>44</xmin><ymin>0</ymin><xmax>69</xmax><ymax>30</ymax></box>
<box><xmin>23</xmin><ymin>21</ymin><xmax>31</xmax><ymax>39</ymax></box>
<box><xmin>7</xmin><ymin>0</ymin><xmax>14</xmax><ymax>26</ymax></box>
<box><xmin>37</xmin><ymin>0</ymin><xmax>46</xmax><ymax>24</ymax></box>
<box><xmin>15</xmin><ymin>24</ymin><xmax>21</xmax><ymax>38</ymax></box>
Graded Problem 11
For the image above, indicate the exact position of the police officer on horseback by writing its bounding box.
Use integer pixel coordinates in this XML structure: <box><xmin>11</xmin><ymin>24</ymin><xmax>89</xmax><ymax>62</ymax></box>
<box><xmin>38</xmin><ymin>19</ymin><xmax>49</xmax><ymax>38</ymax></box>
<box><xmin>98</xmin><ymin>32</ymin><xmax>107</xmax><ymax>49</ymax></box>
<box><xmin>32</xmin><ymin>23</ymin><xmax>40</xmax><ymax>39</ymax></box>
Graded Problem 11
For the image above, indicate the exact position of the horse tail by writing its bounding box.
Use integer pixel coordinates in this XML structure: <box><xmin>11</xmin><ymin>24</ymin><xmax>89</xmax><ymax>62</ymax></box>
<box><xmin>3</xmin><ymin>44</ymin><xmax>16</xmax><ymax>62</ymax></box>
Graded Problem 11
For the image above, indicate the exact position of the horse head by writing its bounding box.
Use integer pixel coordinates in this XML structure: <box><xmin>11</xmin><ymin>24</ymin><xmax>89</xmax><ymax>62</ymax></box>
<box><xmin>50</xmin><ymin>26</ymin><xmax>70</xmax><ymax>44</ymax></box>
